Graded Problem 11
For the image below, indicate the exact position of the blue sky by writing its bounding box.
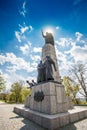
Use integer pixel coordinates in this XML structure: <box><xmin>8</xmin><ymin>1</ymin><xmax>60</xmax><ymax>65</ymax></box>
<box><xmin>0</xmin><ymin>0</ymin><xmax>87</xmax><ymax>90</ymax></box>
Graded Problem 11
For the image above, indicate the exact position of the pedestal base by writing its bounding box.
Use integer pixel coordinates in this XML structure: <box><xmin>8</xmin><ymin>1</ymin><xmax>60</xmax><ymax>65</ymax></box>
<box><xmin>14</xmin><ymin>81</ymin><xmax>76</xmax><ymax>129</ymax></box>
<box><xmin>25</xmin><ymin>82</ymin><xmax>68</xmax><ymax>114</ymax></box>
<box><xmin>14</xmin><ymin>106</ymin><xmax>87</xmax><ymax>130</ymax></box>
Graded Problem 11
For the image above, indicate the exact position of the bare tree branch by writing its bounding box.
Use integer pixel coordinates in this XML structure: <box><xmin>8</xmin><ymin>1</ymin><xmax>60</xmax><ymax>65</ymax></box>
<box><xmin>70</xmin><ymin>62</ymin><xmax>87</xmax><ymax>101</ymax></box>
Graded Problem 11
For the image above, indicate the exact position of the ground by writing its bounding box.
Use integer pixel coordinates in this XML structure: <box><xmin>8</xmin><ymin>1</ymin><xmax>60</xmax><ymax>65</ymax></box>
<box><xmin>0</xmin><ymin>101</ymin><xmax>87</xmax><ymax>130</ymax></box>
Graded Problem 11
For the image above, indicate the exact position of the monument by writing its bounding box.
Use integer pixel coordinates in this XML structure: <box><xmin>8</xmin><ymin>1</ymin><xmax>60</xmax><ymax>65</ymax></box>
<box><xmin>14</xmin><ymin>31</ymin><xmax>87</xmax><ymax>130</ymax></box>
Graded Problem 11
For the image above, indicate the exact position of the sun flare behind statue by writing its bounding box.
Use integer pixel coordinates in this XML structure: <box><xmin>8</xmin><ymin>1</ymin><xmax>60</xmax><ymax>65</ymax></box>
<box><xmin>44</xmin><ymin>27</ymin><xmax>54</xmax><ymax>34</ymax></box>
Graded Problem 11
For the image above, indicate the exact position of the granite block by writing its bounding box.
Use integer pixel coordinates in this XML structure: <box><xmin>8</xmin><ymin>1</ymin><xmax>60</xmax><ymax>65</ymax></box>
<box><xmin>41</xmin><ymin>117</ymin><xmax>51</xmax><ymax>129</ymax></box>
<box><xmin>41</xmin><ymin>95</ymin><xmax>51</xmax><ymax>114</ymax></box>
<box><xmin>50</xmin><ymin>118</ymin><xmax>60</xmax><ymax>130</ymax></box>
<box><xmin>59</xmin><ymin>114</ymin><xmax>70</xmax><ymax>127</ymax></box>
<box><xmin>57</xmin><ymin>103</ymin><xmax>63</xmax><ymax>113</ymax></box>
<box><xmin>56</xmin><ymin>87</ymin><xmax>62</xmax><ymax>103</ymax></box>
<box><xmin>41</xmin><ymin>82</ymin><xmax>56</xmax><ymax>96</ymax></box>
<box><xmin>78</xmin><ymin>111</ymin><xmax>85</xmax><ymax>119</ymax></box>
<box><xmin>69</xmin><ymin>112</ymin><xmax>79</xmax><ymax>123</ymax></box>
<box><xmin>33</xmin><ymin>100</ymin><xmax>41</xmax><ymax>112</ymax></box>
<box><xmin>50</xmin><ymin>95</ymin><xmax>57</xmax><ymax>114</ymax></box>
<box><xmin>30</xmin><ymin>97</ymin><xmax>34</xmax><ymax>110</ymax></box>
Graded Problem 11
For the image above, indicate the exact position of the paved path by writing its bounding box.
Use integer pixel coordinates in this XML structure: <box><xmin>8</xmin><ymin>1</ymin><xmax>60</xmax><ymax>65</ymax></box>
<box><xmin>0</xmin><ymin>101</ymin><xmax>87</xmax><ymax>130</ymax></box>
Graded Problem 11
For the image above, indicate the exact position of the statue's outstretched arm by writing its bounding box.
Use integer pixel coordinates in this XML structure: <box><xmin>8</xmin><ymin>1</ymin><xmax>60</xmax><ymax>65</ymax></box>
<box><xmin>41</xmin><ymin>30</ymin><xmax>45</xmax><ymax>38</ymax></box>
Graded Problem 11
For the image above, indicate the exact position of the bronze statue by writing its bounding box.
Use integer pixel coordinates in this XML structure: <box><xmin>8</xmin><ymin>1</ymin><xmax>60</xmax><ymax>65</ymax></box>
<box><xmin>37</xmin><ymin>60</ymin><xmax>45</xmax><ymax>83</ymax></box>
<box><xmin>44</xmin><ymin>56</ymin><xmax>57</xmax><ymax>81</ymax></box>
<box><xmin>42</xmin><ymin>30</ymin><xmax>54</xmax><ymax>45</ymax></box>
<box><xmin>26</xmin><ymin>80</ymin><xmax>36</xmax><ymax>88</ymax></box>
<box><xmin>37</xmin><ymin>56</ymin><xmax>57</xmax><ymax>83</ymax></box>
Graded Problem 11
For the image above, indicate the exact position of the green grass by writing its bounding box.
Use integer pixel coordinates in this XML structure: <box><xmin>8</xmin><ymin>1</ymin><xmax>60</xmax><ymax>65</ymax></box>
<box><xmin>0</xmin><ymin>99</ymin><xmax>5</xmax><ymax>102</ymax></box>
<box><xmin>79</xmin><ymin>101</ymin><xmax>87</xmax><ymax>105</ymax></box>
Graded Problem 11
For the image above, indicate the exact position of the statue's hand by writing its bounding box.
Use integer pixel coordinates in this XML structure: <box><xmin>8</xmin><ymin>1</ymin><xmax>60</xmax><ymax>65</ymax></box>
<box><xmin>42</xmin><ymin>30</ymin><xmax>45</xmax><ymax>37</ymax></box>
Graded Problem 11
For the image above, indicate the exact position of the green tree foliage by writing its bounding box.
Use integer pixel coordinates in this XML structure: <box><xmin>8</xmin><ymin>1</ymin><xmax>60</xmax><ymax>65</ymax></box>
<box><xmin>62</xmin><ymin>76</ymin><xmax>79</xmax><ymax>104</ymax></box>
<box><xmin>0</xmin><ymin>73</ymin><xmax>6</xmax><ymax>92</ymax></box>
<box><xmin>0</xmin><ymin>93</ymin><xmax>7</xmax><ymax>101</ymax></box>
<box><xmin>10</xmin><ymin>81</ymin><xmax>31</xmax><ymax>103</ymax></box>
<box><xmin>6</xmin><ymin>93</ymin><xmax>16</xmax><ymax>103</ymax></box>
<box><xmin>11</xmin><ymin>82</ymin><xmax>22</xmax><ymax>103</ymax></box>
<box><xmin>21</xmin><ymin>87</ymin><xmax>31</xmax><ymax>103</ymax></box>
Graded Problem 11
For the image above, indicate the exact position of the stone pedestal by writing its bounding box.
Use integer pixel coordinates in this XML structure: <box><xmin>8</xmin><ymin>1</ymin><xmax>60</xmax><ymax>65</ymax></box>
<box><xmin>25</xmin><ymin>81</ymin><xmax>68</xmax><ymax>114</ymax></box>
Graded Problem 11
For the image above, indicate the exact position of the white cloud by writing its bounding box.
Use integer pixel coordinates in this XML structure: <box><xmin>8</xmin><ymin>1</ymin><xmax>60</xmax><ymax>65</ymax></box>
<box><xmin>56</xmin><ymin>26</ymin><xmax>60</xmax><ymax>30</ymax></box>
<box><xmin>3</xmin><ymin>72</ymin><xmax>27</xmax><ymax>90</ymax></box>
<box><xmin>55</xmin><ymin>31</ymin><xmax>86</xmax><ymax>55</ymax></box>
<box><xmin>20</xmin><ymin>44</ymin><xmax>29</xmax><ymax>55</ymax></box>
<box><xmin>30</xmin><ymin>55</ymin><xmax>41</xmax><ymax>62</ymax></box>
<box><xmin>0</xmin><ymin>53</ymin><xmax>39</xmax><ymax>90</ymax></box>
<box><xmin>70</xmin><ymin>45</ymin><xmax>87</xmax><ymax>63</ymax></box>
<box><xmin>55</xmin><ymin>32</ymin><xmax>87</xmax><ymax>74</ymax></box>
<box><xmin>55</xmin><ymin>46</ymin><xmax>67</xmax><ymax>62</ymax></box>
<box><xmin>3</xmin><ymin>71</ymin><xmax>37</xmax><ymax>91</ymax></box>
<box><xmin>75</xmin><ymin>32</ymin><xmax>83</xmax><ymax>42</ymax></box>
<box><xmin>0</xmin><ymin>55</ymin><xmax>6</xmax><ymax>65</ymax></box>
<box><xmin>19</xmin><ymin>24</ymin><xmax>33</xmax><ymax>34</ymax></box>
<box><xmin>15</xmin><ymin>24</ymin><xmax>33</xmax><ymax>42</ymax></box>
<box><xmin>23</xmin><ymin>1</ymin><xmax>26</xmax><ymax>9</ymax></box>
<box><xmin>29</xmin><ymin>25</ymin><xmax>34</xmax><ymax>32</ymax></box>
<box><xmin>55</xmin><ymin>46</ymin><xmax>70</xmax><ymax>76</ymax></box>
<box><xmin>20</xmin><ymin>26</ymin><xmax>28</xmax><ymax>34</ymax></box>
<box><xmin>0</xmin><ymin>53</ymin><xmax>36</xmax><ymax>73</ymax></box>
<box><xmin>19</xmin><ymin>41</ymin><xmax>32</xmax><ymax>55</ymax></box>
<box><xmin>55</xmin><ymin>49</ymin><xmax>74</xmax><ymax>77</ymax></box>
<box><xmin>19</xmin><ymin>1</ymin><xmax>26</xmax><ymax>17</ymax></box>
<box><xmin>59</xmin><ymin>61</ymin><xmax>74</xmax><ymax>77</ymax></box>
<box><xmin>55</xmin><ymin>31</ymin><xmax>87</xmax><ymax>76</ymax></box>
<box><xmin>55</xmin><ymin>37</ymin><xmax>75</xmax><ymax>47</ymax></box>
<box><xmin>0</xmin><ymin>69</ymin><xmax>2</xmax><ymax>73</ymax></box>
<box><xmin>33</xmin><ymin>47</ymin><xmax>42</xmax><ymax>53</ymax></box>
<box><xmin>55</xmin><ymin>32</ymin><xmax>86</xmax><ymax>49</ymax></box>
<box><xmin>15</xmin><ymin>31</ymin><xmax>21</xmax><ymax>42</ymax></box>
<box><xmin>31</xmin><ymin>62</ymin><xmax>38</xmax><ymax>68</ymax></box>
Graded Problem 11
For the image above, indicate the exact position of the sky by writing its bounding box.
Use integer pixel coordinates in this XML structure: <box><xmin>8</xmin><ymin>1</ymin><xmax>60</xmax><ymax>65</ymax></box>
<box><xmin>0</xmin><ymin>0</ymin><xmax>87</xmax><ymax>91</ymax></box>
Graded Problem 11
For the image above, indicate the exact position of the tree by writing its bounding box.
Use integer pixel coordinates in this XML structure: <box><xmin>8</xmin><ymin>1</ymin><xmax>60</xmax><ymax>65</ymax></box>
<box><xmin>0</xmin><ymin>73</ymin><xmax>6</xmax><ymax>92</ymax></box>
<box><xmin>62</xmin><ymin>76</ymin><xmax>79</xmax><ymax>104</ymax></box>
<box><xmin>21</xmin><ymin>87</ymin><xmax>31</xmax><ymax>103</ymax></box>
<box><xmin>11</xmin><ymin>82</ymin><xmax>22</xmax><ymax>103</ymax></box>
<box><xmin>6</xmin><ymin>93</ymin><xmax>16</xmax><ymax>103</ymax></box>
<box><xmin>10</xmin><ymin>81</ymin><xmax>31</xmax><ymax>103</ymax></box>
<box><xmin>70</xmin><ymin>63</ymin><xmax>87</xmax><ymax>101</ymax></box>
<box><xmin>0</xmin><ymin>93</ymin><xmax>7</xmax><ymax>101</ymax></box>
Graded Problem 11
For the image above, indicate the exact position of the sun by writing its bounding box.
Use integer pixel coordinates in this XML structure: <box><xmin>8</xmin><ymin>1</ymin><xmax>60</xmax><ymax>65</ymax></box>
<box><xmin>44</xmin><ymin>27</ymin><xmax>54</xmax><ymax>34</ymax></box>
